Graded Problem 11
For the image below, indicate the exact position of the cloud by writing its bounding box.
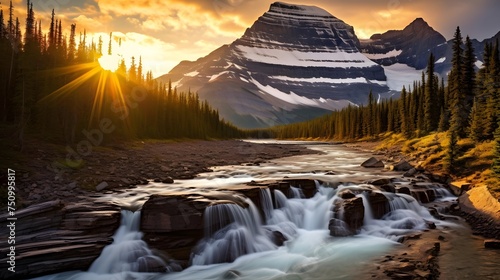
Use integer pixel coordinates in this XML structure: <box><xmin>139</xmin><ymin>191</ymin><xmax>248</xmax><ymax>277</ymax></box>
<box><xmin>92</xmin><ymin>31</ymin><xmax>178</xmax><ymax>77</ymax></box>
<box><xmin>74</xmin><ymin>15</ymin><xmax>103</xmax><ymax>30</ymax></box>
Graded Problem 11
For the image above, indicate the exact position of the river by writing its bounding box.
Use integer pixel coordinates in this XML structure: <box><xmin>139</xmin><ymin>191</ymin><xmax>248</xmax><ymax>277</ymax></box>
<box><xmin>34</xmin><ymin>141</ymin><xmax>500</xmax><ymax>280</ymax></box>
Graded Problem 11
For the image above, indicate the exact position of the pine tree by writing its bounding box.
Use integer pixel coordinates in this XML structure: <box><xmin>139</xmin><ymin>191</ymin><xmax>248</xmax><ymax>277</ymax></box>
<box><xmin>137</xmin><ymin>56</ymin><xmax>143</xmax><ymax>83</ymax></box>
<box><xmin>424</xmin><ymin>53</ymin><xmax>438</xmax><ymax>132</ymax></box>
<box><xmin>469</xmin><ymin>97</ymin><xmax>482</xmax><ymax>142</ymax></box>
<box><xmin>463</xmin><ymin>36</ymin><xmax>476</xmax><ymax>122</ymax></box>
<box><xmin>449</xmin><ymin>26</ymin><xmax>468</xmax><ymax>138</ymax></box>
<box><xmin>67</xmin><ymin>23</ymin><xmax>76</xmax><ymax>61</ymax></box>
<box><xmin>129</xmin><ymin>56</ymin><xmax>137</xmax><ymax>81</ymax></box>
<box><xmin>107</xmin><ymin>32</ymin><xmax>112</xmax><ymax>55</ymax></box>
<box><xmin>445</xmin><ymin>130</ymin><xmax>458</xmax><ymax>173</ymax></box>
<box><xmin>493</xmin><ymin>122</ymin><xmax>500</xmax><ymax>177</ymax></box>
<box><xmin>399</xmin><ymin>86</ymin><xmax>410</xmax><ymax>137</ymax></box>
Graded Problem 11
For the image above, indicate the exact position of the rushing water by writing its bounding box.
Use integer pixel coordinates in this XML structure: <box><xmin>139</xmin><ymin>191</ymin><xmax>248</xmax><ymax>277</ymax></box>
<box><xmin>34</xmin><ymin>141</ymin><xmax>499</xmax><ymax>280</ymax></box>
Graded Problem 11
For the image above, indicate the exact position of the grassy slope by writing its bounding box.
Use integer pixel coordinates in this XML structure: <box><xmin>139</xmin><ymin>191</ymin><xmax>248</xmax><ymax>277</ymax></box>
<box><xmin>374</xmin><ymin>132</ymin><xmax>499</xmax><ymax>199</ymax></box>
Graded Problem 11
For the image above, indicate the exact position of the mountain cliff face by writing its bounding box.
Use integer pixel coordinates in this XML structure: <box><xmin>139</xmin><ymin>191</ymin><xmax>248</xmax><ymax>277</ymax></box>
<box><xmin>159</xmin><ymin>2</ymin><xmax>392</xmax><ymax>129</ymax></box>
<box><xmin>360</xmin><ymin>18</ymin><xmax>447</xmax><ymax>69</ymax></box>
<box><xmin>159</xmin><ymin>3</ymin><xmax>499</xmax><ymax>128</ymax></box>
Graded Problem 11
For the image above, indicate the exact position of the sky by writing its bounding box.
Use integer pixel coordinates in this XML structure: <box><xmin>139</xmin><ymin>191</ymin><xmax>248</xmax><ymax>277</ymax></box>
<box><xmin>5</xmin><ymin>0</ymin><xmax>500</xmax><ymax>77</ymax></box>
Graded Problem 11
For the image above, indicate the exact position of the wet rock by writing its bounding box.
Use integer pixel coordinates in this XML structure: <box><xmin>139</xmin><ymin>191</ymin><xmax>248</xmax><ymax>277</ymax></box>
<box><xmin>425</xmin><ymin>220</ymin><xmax>437</xmax><ymax>229</ymax></box>
<box><xmin>369</xmin><ymin>178</ymin><xmax>392</xmax><ymax>186</ymax></box>
<box><xmin>379</xmin><ymin>184</ymin><xmax>396</xmax><ymax>193</ymax></box>
<box><xmin>141</xmin><ymin>191</ymin><xmax>248</xmax><ymax>263</ymax></box>
<box><xmin>283</xmin><ymin>178</ymin><xmax>317</xmax><ymax>198</ymax></box>
<box><xmin>390</xmin><ymin>160</ymin><xmax>413</xmax><ymax>172</ymax></box>
<box><xmin>328</xmin><ymin>218</ymin><xmax>353</xmax><ymax>237</ymax></box>
<box><xmin>270</xmin><ymin>230</ymin><xmax>288</xmax><ymax>246</ymax></box>
<box><xmin>162</xmin><ymin>176</ymin><xmax>174</xmax><ymax>184</ymax></box>
<box><xmin>338</xmin><ymin>189</ymin><xmax>356</xmax><ymax>199</ymax></box>
<box><xmin>95</xmin><ymin>181</ymin><xmax>109</xmax><ymax>191</ymax></box>
<box><xmin>361</xmin><ymin>157</ymin><xmax>384</xmax><ymax>168</ymax></box>
<box><xmin>403</xmin><ymin>168</ymin><xmax>418</xmax><ymax>177</ymax></box>
<box><xmin>0</xmin><ymin>200</ymin><xmax>120</xmax><ymax>279</ymax></box>
<box><xmin>369</xmin><ymin>192</ymin><xmax>389</xmax><ymax>219</ymax></box>
<box><xmin>395</xmin><ymin>186</ymin><xmax>411</xmax><ymax>196</ymax></box>
<box><xmin>335</xmin><ymin>197</ymin><xmax>364</xmax><ymax>232</ymax></box>
<box><xmin>484</xmin><ymin>239</ymin><xmax>500</xmax><ymax>249</ymax></box>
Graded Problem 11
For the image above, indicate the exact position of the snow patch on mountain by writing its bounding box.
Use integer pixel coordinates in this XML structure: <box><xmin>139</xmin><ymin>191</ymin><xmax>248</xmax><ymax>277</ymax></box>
<box><xmin>364</xmin><ymin>49</ymin><xmax>402</xmax><ymax>60</ymax></box>
<box><xmin>382</xmin><ymin>63</ymin><xmax>422</xmax><ymax>91</ymax></box>
<box><xmin>251</xmin><ymin>77</ymin><xmax>352</xmax><ymax>111</ymax></box>
<box><xmin>435</xmin><ymin>57</ymin><xmax>446</xmax><ymax>64</ymax></box>
<box><xmin>235</xmin><ymin>46</ymin><xmax>378</xmax><ymax>68</ymax></box>
<box><xmin>269</xmin><ymin>2</ymin><xmax>334</xmax><ymax>18</ymax></box>
<box><xmin>184</xmin><ymin>71</ymin><xmax>199</xmax><ymax>77</ymax></box>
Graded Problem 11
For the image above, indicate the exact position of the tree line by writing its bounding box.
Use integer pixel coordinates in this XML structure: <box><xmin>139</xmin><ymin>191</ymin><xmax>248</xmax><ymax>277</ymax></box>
<box><xmin>268</xmin><ymin>27</ymin><xmax>500</xmax><ymax>175</ymax></box>
<box><xmin>0</xmin><ymin>1</ymin><xmax>243</xmax><ymax>148</ymax></box>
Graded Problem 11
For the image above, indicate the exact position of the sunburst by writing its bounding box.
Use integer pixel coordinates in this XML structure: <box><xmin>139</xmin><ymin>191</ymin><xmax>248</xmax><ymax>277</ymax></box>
<box><xmin>39</xmin><ymin>57</ymin><xmax>130</xmax><ymax>129</ymax></box>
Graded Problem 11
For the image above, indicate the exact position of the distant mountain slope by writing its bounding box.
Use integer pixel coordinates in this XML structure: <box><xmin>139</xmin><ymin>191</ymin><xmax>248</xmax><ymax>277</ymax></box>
<box><xmin>158</xmin><ymin>2</ymin><xmax>393</xmax><ymax>128</ymax></box>
<box><xmin>360</xmin><ymin>18</ymin><xmax>447</xmax><ymax>70</ymax></box>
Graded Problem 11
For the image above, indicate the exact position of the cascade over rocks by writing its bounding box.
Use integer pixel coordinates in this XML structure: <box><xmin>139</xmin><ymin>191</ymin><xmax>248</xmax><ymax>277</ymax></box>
<box><xmin>140</xmin><ymin>179</ymin><xmax>319</xmax><ymax>266</ymax></box>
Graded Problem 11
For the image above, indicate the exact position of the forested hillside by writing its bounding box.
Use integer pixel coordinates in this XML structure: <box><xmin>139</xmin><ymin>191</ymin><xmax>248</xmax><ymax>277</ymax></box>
<box><xmin>270</xmin><ymin>27</ymin><xmax>500</xmax><ymax>179</ymax></box>
<box><xmin>0</xmin><ymin>1</ymin><xmax>243</xmax><ymax>147</ymax></box>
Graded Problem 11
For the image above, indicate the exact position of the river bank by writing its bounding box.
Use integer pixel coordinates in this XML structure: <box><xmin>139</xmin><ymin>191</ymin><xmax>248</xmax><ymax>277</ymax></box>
<box><xmin>347</xmin><ymin>139</ymin><xmax>500</xmax><ymax>279</ymax></box>
<box><xmin>346</xmin><ymin>139</ymin><xmax>500</xmax><ymax>238</ymax></box>
<box><xmin>3</xmin><ymin>139</ymin><xmax>318</xmax><ymax>208</ymax></box>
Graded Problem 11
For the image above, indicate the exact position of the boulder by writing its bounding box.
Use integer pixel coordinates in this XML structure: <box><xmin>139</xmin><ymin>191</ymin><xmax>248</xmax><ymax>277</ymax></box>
<box><xmin>95</xmin><ymin>181</ymin><xmax>109</xmax><ymax>191</ymax></box>
<box><xmin>361</xmin><ymin>157</ymin><xmax>384</xmax><ymax>168</ymax></box>
<box><xmin>328</xmin><ymin>218</ymin><xmax>353</xmax><ymax>237</ymax></box>
<box><xmin>334</xmin><ymin>197</ymin><xmax>365</xmax><ymax>232</ymax></box>
<box><xmin>391</xmin><ymin>160</ymin><xmax>413</xmax><ymax>172</ymax></box>
<box><xmin>369</xmin><ymin>178</ymin><xmax>392</xmax><ymax>186</ymax></box>
<box><xmin>403</xmin><ymin>168</ymin><xmax>418</xmax><ymax>177</ymax></box>
<box><xmin>338</xmin><ymin>189</ymin><xmax>356</xmax><ymax>199</ymax></box>
<box><xmin>449</xmin><ymin>181</ymin><xmax>471</xmax><ymax>196</ymax></box>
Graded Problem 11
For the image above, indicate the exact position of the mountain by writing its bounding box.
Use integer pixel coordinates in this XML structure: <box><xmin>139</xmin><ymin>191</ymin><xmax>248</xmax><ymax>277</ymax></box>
<box><xmin>158</xmin><ymin>2</ymin><xmax>393</xmax><ymax>129</ymax></box>
<box><xmin>361</xmin><ymin>19</ymin><xmax>500</xmax><ymax>78</ymax></box>
<box><xmin>159</xmin><ymin>2</ymin><xmax>499</xmax><ymax>128</ymax></box>
<box><xmin>360</xmin><ymin>18</ymin><xmax>447</xmax><ymax>69</ymax></box>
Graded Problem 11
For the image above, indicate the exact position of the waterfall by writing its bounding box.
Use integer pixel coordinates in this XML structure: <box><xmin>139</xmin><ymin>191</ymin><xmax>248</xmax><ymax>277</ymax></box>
<box><xmin>259</xmin><ymin>188</ymin><xmax>274</xmax><ymax>220</ymax></box>
<box><xmin>289</xmin><ymin>186</ymin><xmax>305</xmax><ymax>198</ymax></box>
<box><xmin>191</xmin><ymin>200</ymin><xmax>277</xmax><ymax>265</ymax></box>
<box><xmin>89</xmin><ymin>210</ymin><xmax>167</xmax><ymax>274</ymax></box>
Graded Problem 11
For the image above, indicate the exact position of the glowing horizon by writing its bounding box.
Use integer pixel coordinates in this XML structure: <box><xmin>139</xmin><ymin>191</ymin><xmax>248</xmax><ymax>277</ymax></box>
<box><xmin>6</xmin><ymin>0</ymin><xmax>500</xmax><ymax>77</ymax></box>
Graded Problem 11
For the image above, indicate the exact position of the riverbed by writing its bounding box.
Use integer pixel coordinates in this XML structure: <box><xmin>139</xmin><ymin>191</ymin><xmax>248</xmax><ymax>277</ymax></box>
<box><xmin>34</xmin><ymin>141</ymin><xmax>500</xmax><ymax>280</ymax></box>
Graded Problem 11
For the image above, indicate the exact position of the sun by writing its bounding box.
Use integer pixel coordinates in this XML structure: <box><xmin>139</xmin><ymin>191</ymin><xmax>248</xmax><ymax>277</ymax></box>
<box><xmin>98</xmin><ymin>54</ymin><xmax>121</xmax><ymax>72</ymax></box>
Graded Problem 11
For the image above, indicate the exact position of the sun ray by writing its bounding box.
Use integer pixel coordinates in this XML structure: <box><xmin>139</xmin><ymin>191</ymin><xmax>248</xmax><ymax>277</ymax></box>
<box><xmin>39</xmin><ymin>66</ymin><xmax>102</xmax><ymax>103</ymax></box>
<box><xmin>89</xmin><ymin>70</ymin><xmax>109</xmax><ymax>126</ymax></box>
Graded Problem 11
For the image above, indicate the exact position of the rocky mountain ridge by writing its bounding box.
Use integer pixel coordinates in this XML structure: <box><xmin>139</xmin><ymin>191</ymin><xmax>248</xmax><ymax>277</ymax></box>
<box><xmin>158</xmin><ymin>2</ymin><xmax>499</xmax><ymax>128</ymax></box>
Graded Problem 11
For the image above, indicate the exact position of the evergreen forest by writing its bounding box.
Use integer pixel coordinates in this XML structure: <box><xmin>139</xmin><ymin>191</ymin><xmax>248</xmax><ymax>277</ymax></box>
<box><xmin>0</xmin><ymin>1</ymin><xmax>243</xmax><ymax>149</ymax></box>
<box><xmin>269</xmin><ymin>27</ymin><xmax>500</xmax><ymax>179</ymax></box>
